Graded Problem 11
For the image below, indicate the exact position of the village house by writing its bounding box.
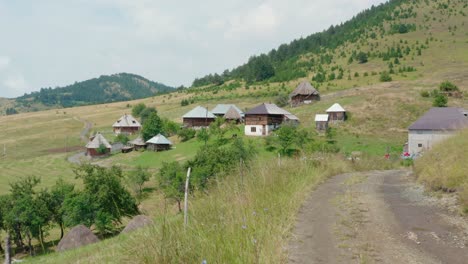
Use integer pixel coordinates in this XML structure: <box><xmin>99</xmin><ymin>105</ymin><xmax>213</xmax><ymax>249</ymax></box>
<box><xmin>113</xmin><ymin>114</ymin><xmax>141</xmax><ymax>134</ymax></box>
<box><xmin>146</xmin><ymin>134</ymin><xmax>173</xmax><ymax>151</ymax></box>
<box><xmin>85</xmin><ymin>133</ymin><xmax>112</xmax><ymax>157</ymax></box>
<box><xmin>182</xmin><ymin>106</ymin><xmax>216</xmax><ymax>129</ymax></box>
<box><xmin>290</xmin><ymin>81</ymin><xmax>320</xmax><ymax>107</ymax></box>
<box><xmin>408</xmin><ymin>107</ymin><xmax>468</xmax><ymax>156</ymax></box>
<box><xmin>129</xmin><ymin>137</ymin><xmax>147</xmax><ymax>151</ymax></box>
<box><xmin>211</xmin><ymin>104</ymin><xmax>244</xmax><ymax>119</ymax></box>
<box><xmin>223</xmin><ymin>106</ymin><xmax>243</xmax><ymax>123</ymax></box>
<box><xmin>326</xmin><ymin>103</ymin><xmax>347</xmax><ymax>122</ymax></box>
<box><xmin>244</xmin><ymin>103</ymin><xmax>299</xmax><ymax>136</ymax></box>
<box><xmin>315</xmin><ymin>114</ymin><xmax>329</xmax><ymax>131</ymax></box>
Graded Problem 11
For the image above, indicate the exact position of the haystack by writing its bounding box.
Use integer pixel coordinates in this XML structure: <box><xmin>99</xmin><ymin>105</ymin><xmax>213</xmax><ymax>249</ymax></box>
<box><xmin>57</xmin><ymin>225</ymin><xmax>100</xmax><ymax>252</ymax></box>
<box><xmin>121</xmin><ymin>215</ymin><xmax>154</xmax><ymax>234</ymax></box>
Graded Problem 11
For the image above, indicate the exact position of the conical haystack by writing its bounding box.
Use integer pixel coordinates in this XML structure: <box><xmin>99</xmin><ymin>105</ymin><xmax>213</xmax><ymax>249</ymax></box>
<box><xmin>57</xmin><ymin>225</ymin><xmax>100</xmax><ymax>252</ymax></box>
<box><xmin>121</xmin><ymin>215</ymin><xmax>154</xmax><ymax>234</ymax></box>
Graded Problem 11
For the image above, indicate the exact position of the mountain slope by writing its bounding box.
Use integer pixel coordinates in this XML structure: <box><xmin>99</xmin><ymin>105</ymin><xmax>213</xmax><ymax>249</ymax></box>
<box><xmin>12</xmin><ymin>73</ymin><xmax>173</xmax><ymax>112</ymax></box>
<box><xmin>191</xmin><ymin>0</ymin><xmax>468</xmax><ymax>92</ymax></box>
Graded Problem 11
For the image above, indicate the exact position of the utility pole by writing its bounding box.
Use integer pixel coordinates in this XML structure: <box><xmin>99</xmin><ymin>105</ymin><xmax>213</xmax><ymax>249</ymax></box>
<box><xmin>184</xmin><ymin>167</ymin><xmax>192</xmax><ymax>228</ymax></box>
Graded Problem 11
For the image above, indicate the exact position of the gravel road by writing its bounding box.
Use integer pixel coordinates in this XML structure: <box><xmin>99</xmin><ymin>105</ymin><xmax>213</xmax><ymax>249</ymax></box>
<box><xmin>289</xmin><ymin>170</ymin><xmax>468</xmax><ymax>264</ymax></box>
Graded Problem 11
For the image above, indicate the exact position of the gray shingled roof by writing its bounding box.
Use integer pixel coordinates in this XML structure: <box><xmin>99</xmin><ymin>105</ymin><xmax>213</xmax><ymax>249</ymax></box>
<box><xmin>290</xmin><ymin>81</ymin><xmax>319</xmax><ymax>96</ymax></box>
<box><xmin>129</xmin><ymin>137</ymin><xmax>146</xmax><ymax>146</ymax></box>
<box><xmin>146</xmin><ymin>134</ymin><xmax>173</xmax><ymax>145</ymax></box>
<box><xmin>86</xmin><ymin>133</ymin><xmax>112</xmax><ymax>149</ymax></box>
<box><xmin>408</xmin><ymin>107</ymin><xmax>468</xmax><ymax>130</ymax></box>
<box><xmin>245</xmin><ymin>103</ymin><xmax>299</xmax><ymax>120</ymax></box>
<box><xmin>211</xmin><ymin>104</ymin><xmax>244</xmax><ymax>117</ymax></box>
<box><xmin>326</xmin><ymin>103</ymin><xmax>346</xmax><ymax>113</ymax></box>
<box><xmin>183</xmin><ymin>106</ymin><xmax>216</xmax><ymax>119</ymax></box>
<box><xmin>113</xmin><ymin>114</ymin><xmax>141</xmax><ymax>128</ymax></box>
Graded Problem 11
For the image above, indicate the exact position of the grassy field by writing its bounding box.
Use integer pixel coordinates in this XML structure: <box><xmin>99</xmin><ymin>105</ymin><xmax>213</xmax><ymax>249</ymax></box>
<box><xmin>414</xmin><ymin>129</ymin><xmax>468</xmax><ymax>213</ymax></box>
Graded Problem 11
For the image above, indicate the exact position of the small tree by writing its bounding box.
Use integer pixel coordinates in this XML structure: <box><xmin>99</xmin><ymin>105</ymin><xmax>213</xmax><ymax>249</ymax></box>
<box><xmin>274</xmin><ymin>93</ymin><xmax>289</xmax><ymax>107</ymax></box>
<box><xmin>178</xmin><ymin>128</ymin><xmax>196</xmax><ymax>142</ymax></box>
<box><xmin>380</xmin><ymin>71</ymin><xmax>392</xmax><ymax>82</ymax></box>
<box><xmin>140</xmin><ymin>107</ymin><xmax>158</xmax><ymax>125</ymax></box>
<box><xmin>115</xmin><ymin>134</ymin><xmax>129</xmax><ymax>145</ymax></box>
<box><xmin>132</xmin><ymin>103</ymin><xmax>146</xmax><ymax>117</ymax></box>
<box><xmin>357</xmin><ymin>52</ymin><xmax>368</xmax><ymax>64</ymax></box>
<box><xmin>197</xmin><ymin>128</ymin><xmax>210</xmax><ymax>144</ymax></box>
<box><xmin>127</xmin><ymin>166</ymin><xmax>151</xmax><ymax>202</ymax></box>
<box><xmin>439</xmin><ymin>81</ymin><xmax>459</xmax><ymax>92</ymax></box>
<box><xmin>142</xmin><ymin>112</ymin><xmax>163</xmax><ymax>141</ymax></box>
<box><xmin>433</xmin><ymin>94</ymin><xmax>448</xmax><ymax>107</ymax></box>
<box><xmin>158</xmin><ymin>162</ymin><xmax>186</xmax><ymax>212</ymax></box>
<box><xmin>276</xmin><ymin>124</ymin><xmax>298</xmax><ymax>156</ymax></box>
<box><xmin>49</xmin><ymin>178</ymin><xmax>75</xmax><ymax>239</ymax></box>
<box><xmin>97</xmin><ymin>143</ymin><xmax>109</xmax><ymax>155</ymax></box>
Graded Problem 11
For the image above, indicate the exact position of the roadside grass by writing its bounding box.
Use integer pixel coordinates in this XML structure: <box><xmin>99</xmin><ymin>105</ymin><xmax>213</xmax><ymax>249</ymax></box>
<box><xmin>414</xmin><ymin>129</ymin><xmax>468</xmax><ymax>213</ymax></box>
<box><xmin>31</xmin><ymin>154</ymin><xmax>353</xmax><ymax>263</ymax></box>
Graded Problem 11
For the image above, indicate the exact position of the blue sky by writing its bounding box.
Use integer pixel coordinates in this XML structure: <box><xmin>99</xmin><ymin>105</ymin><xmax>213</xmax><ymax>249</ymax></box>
<box><xmin>0</xmin><ymin>0</ymin><xmax>386</xmax><ymax>98</ymax></box>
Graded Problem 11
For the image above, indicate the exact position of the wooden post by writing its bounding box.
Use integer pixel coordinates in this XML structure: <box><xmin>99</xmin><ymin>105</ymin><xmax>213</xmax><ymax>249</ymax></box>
<box><xmin>4</xmin><ymin>235</ymin><xmax>11</xmax><ymax>264</ymax></box>
<box><xmin>278</xmin><ymin>153</ymin><xmax>281</xmax><ymax>167</ymax></box>
<box><xmin>184</xmin><ymin>167</ymin><xmax>192</xmax><ymax>228</ymax></box>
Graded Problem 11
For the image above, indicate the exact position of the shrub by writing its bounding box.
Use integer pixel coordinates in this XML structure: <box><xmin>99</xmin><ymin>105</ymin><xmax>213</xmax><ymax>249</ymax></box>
<box><xmin>433</xmin><ymin>94</ymin><xmax>448</xmax><ymax>107</ymax></box>
<box><xmin>178</xmin><ymin>128</ymin><xmax>196</xmax><ymax>142</ymax></box>
<box><xmin>274</xmin><ymin>93</ymin><xmax>289</xmax><ymax>107</ymax></box>
<box><xmin>420</xmin><ymin>91</ymin><xmax>430</xmax><ymax>98</ymax></box>
<box><xmin>439</xmin><ymin>81</ymin><xmax>459</xmax><ymax>92</ymax></box>
<box><xmin>379</xmin><ymin>71</ymin><xmax>392</xmax><ymax>82</ymax></box>
<box><xmin>115</xmin><ymin>134</ymin><xmax>129</xmax><ymax>145</ymax></box>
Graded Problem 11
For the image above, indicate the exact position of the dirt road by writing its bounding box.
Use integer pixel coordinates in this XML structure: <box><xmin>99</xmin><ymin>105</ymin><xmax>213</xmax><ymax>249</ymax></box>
<box><xmin>289</xmin><ymin>170</ymin><xmax>468</xmax><ymax>264</ymax></box>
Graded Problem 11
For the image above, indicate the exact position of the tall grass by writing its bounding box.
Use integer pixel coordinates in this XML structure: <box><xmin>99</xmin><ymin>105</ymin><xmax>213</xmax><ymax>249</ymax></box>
<box><xmin>34</xmin><ymin>154</ymin><xmax>351</xmax><ymax>263</ymax></box>
<box><xmin>414</xmin><ymin>130</ymin><xmax>468</xmax><ymax>212</ymax></box>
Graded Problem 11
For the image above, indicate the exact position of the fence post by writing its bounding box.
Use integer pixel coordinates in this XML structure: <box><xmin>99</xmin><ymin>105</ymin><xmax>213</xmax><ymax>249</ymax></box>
<box><xmin>4</xmin><ymin>235</ymin><xmax>11</xmax><ymax>264</ymax></box>
<box><xmin>278</xmin><ymin>153</ymin><xmax>281</xmax><ymax>167</ymax></box>
<box><xmin>184</xmin><ymin>167</ymin><xmax>192</xmax><ymax>228</ymax></box>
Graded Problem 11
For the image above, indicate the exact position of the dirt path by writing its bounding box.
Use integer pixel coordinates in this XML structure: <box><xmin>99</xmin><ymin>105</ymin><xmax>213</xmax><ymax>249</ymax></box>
<box><xmin>67</xmin><ymin>117</ymin><xmax>93</xmax><ymax>164</ymax></box>
<box><xmin>289</xmin><ymin>170</ymin><xmax>468</xmax><ymax>264</ymax></box>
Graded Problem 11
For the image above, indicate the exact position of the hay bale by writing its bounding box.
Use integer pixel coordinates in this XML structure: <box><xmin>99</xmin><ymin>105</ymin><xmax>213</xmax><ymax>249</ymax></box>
<box><xmin>57</xmin><ymin>225</ymin><xmax>99</xmax><ymax>252</ymax></box>
<box><xmin>121</xmin><ymin>215</ymin><xmax>154</xmax><ymax>234</ymax></box>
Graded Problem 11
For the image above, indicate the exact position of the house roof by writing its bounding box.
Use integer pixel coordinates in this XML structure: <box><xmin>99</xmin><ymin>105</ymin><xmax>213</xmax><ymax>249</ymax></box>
<box><xmin>326</xmin><ymin>103</ymin><xmax>346</xmax><ymax>113</ymax></box>
<box><xmin>86</xmin><ymin>133</ymin><xmax>112</xmax><ymax>149</ymax></box>
<box><xmin>129</xmin><ymin>137</ymin><xmax>146</xmax><ymax>146</ymax></box>
<box><xmin>224</xmin><ymin>106</ymin><xmax>243</xmax><ymax>120</ymax></box>
<box><xmin>245</xmin><ymin>103</ymin><xmax>299</xmax><ymax>121</ymax></box>
<box><xmin>146</xmin><ymin>134</ymin><xmax>173</xmax><ymax>145</ymax></box>
<box><xmin>113</xmin><ymin>114</ymin><xmax>141</xmax><ymax>128</ymax></box>
<box><xmin>183</xmin><ymin>106</ymin><xmax>216</xmax><ymax>119</ymax></box>
<box><xmin>290</xmin><ymin>81</ymin><xmax>319</xmax><ymax>96</ymax></box>
<box><xmin>315</xmin><ymin>114</ymin><xmax>329</xmax><ymax>122</ymax></box>
<box><xmin>211</xmin><ymin>104</ymin><xmax>244</xmax><ymax>117</ymax></box>
<box><xmin>408</xmin><ymin>107</ymin><xmax>468</xmax><ymax>131</ymax></box>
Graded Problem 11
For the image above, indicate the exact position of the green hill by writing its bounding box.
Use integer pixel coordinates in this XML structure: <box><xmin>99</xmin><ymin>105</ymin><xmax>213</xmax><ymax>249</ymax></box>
<box><xmin>11</xmin><ymin>73</ymin><xmax>173</xmax><ymax>112</ymax></box>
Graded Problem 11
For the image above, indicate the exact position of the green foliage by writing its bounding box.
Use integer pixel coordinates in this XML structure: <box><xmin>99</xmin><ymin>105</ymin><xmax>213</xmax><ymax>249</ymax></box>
<box><xmin>433</xmin><ymin>94</ymin><xmax>448</xmax><ymax>107</ymax></box>
<box><xmin>142</xmin><ymin>112</ymin><xmax>163</xmax><ymax>141</ymax></box>
<box><xmin>17</xmin><ymin>73</ymin><xmax>173</xmax><ymax>108</ymax></box>
<box><xmin>64</xmin><ymin>165</ymin><xmax>139</xmax><ymax>234</ymax></box>
<box><xmin>276</xmin><ymin>124</ymin><xmax>299</xmax><ymax>156</ymax></box>
<box><xmin>115</xmin><ymin>134</ymin><xmax>130</xmax><ymax>145</ymax></box>
<box><xmin>132</xmin><ymin>103</ymin><xmax>146</xmax><ymax>117</ymax></box>
<box><xmin>97</xmin><ymin>144</ymin><xmax>109</xmax><ymax>155</ymax></box>
<box><xmin>127</xmin><ymin>166</ymin><xmax>151</xmax><ymax>202</ymax></box>
<box><xmin>49</xmin><ymin>178</ymin><xmax>75</xmax><ymax>239</ymax></box>
<box><xmin>158</xmin><ymin>162</ymin><xmax>186</xmax><ymax>212</ymax></box>
<box><xmin>162</xmin><ymin>118</ymin><xmax>180</xmax><ymax>137</ymax></box>
<box><xmin>356</xmin><ymin>52</ymin><xmax>368</xmax><ymax>64</ymax></box>
<box><xmin>6</xmin><ymin>107</ymin><xmax>18</xmax><ymax>115</ymax></box>
<box><xmin>420</xmin><ymin>90</ymin><xmax>430</xmax><ymax>98</ymax></box>
<box><xmin>379</xmin><ymin>71</ymin><xmax>392</xmax><ymax>82</ymax></box>
<box><xmin>196</xmin><ymin>128</ymin><xmax>210</xmax><ymax>144</ymax></box>
<box><xmin>439</xmin><ymin>81</ymin><xmax>459</xmax><ymax>92</ymax></box>
<box><xmin>140</xmin><ymin>107</ymin><xmax>158</xmax><ymax>125</ymax></box>
<box><xmin>181</xmin><ymin>99</ymin><xmax>190</xmax><ymax>106</ymax></box>
<box><xmin>178</xmin><ymin>128</ymin><xmax>196</xmax><ymax>142</ymax></box>
<box><xmin>245</xmin><ymin>54</ymin><xmax>275</xmax><ymax>83</ymax></box>
<box><xmin>274</xmin><ymin>92</ymin><xmax>290</xmax><ymax>107</ymax></box>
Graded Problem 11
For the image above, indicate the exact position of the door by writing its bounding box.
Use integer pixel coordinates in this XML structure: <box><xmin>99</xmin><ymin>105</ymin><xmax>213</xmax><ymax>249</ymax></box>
<box><xmin>262</xmin><ymin>125</ymin><xmax>266</xmax><ymax>135</ymax></box>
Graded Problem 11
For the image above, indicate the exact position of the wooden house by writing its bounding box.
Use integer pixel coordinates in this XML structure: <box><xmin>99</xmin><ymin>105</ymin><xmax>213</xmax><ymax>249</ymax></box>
<box><xmin>85</xmin><ymin>133</ymin><xmax>112</xmax><ymax>157</ymax></box>
<box><xmin>315</xmin><ymin>114</ymin><xmax>329</xmax><ymax>131</ymax></box>
<box><xmin>113</xmin><ymin>114</ymin><xmax>141</xmax><ymax>134</ymax></box>
<box><xmin>408</xmin><ymin>107</ymin><xmax>468</xmax><ymax>156</ymax></box>
<box><xmin>326</xmin><ymin>103</ymin><xmax>346</xmax><ymax>122</ymax></box>
<box><xmin>244</xmin><ymin>103</ymin><xmax>299</xmax><ymax>136</ymax></box>
<box><xmin>129</xmin><ymin>137</ymin><xmax>147</xmax><ymax>150</ymax></box>
<box><xmin>146</xmin><ymin>134</ymin><xmax>173</xmax><ymax>151</ymax></box>
<box><xmin>183</xmin><ymin>106</ymin><xmax>216</xmax><ymax>129</ymax></box>
<box><xmin>290</xmin><ymin>81</ymin><xmax>320</xmax><ymax>106</ymax></box>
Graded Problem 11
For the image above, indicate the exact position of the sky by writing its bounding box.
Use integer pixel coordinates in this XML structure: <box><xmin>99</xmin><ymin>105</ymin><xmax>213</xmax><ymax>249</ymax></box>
<box><xmin>0</xmin><ymin>0</ymin><xmax>387</xmax><ymax>98</ymax></box>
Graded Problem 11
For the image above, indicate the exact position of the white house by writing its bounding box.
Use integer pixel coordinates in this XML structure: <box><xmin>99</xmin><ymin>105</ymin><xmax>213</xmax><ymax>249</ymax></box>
<box><xmin>244</xmin><ymin>103</ymin><xmax>299</xmax><ymax>136</ymax></box>
<box><xmin>408</xmin><ymin>107</ymin><xmax>468</xmax><ymax>155</ymax></box>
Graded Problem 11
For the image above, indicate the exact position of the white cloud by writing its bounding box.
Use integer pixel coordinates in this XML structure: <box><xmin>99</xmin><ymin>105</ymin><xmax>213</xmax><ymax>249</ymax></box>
<box><xmin>225</xmin><ymin>3</ymin><xmax>278</xmax><ymax>38</ymax></box>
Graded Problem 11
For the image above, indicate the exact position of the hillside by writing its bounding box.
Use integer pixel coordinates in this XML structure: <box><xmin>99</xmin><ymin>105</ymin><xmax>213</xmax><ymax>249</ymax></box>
<box><xmin>1</xmin><ymin>0</ymin><xmax>467</xmax><ymax>263</ymax></box>
<box><xmin>8</xmin><ymin>73</ymin><xmax>173</xmax><ymax>113</ymax></box>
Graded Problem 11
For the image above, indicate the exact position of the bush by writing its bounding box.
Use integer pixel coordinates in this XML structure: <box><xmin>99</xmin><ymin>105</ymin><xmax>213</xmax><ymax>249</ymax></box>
<box><xmin>420</xmin><ymin>91</ymin><xmax>430</xmax><ymax>98</ymax></box>
<box><xmin>178</xmin><ymin>128</ymin><xmax>196</xmax><ymax>142</ymax></box>
<box><xmin>439</xmin><ymin>81</ymin><xmax>459</xmax><ymax>92</ymax></box>
<box><xmin>274</xmin><ymin>93</ymin><xmax>289</xmax><ymax>107</ymax></box>
<box><xmin>115</xmin><ymin>134</ymin><xmax>129</xmax><ymax>145</ymax></box>
<box><xmin>433</xmin><ymin>94</ymin><xmax>448</xmax><ymax>107</ymax></box>
<box><xmin>356</xmin><ymin>52</ymin><xmax>368</xmax><ymax>64</ymax></box>
<box><xmin>379</xmin><ymin>71</ymin><xmax>392</xmax><ymax>82</ymax></box>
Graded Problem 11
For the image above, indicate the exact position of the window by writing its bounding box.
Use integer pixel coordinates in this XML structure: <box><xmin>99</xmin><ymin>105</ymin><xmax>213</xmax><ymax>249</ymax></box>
<box><xmin>251</xmin><ymin>127</ymin><xmax>257</xmax><ymax>132</ymax></box>
<box><xmin>418</xmin><ymin>143</ymin><xmax>423</xmax><ymax>148</ymax></box>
